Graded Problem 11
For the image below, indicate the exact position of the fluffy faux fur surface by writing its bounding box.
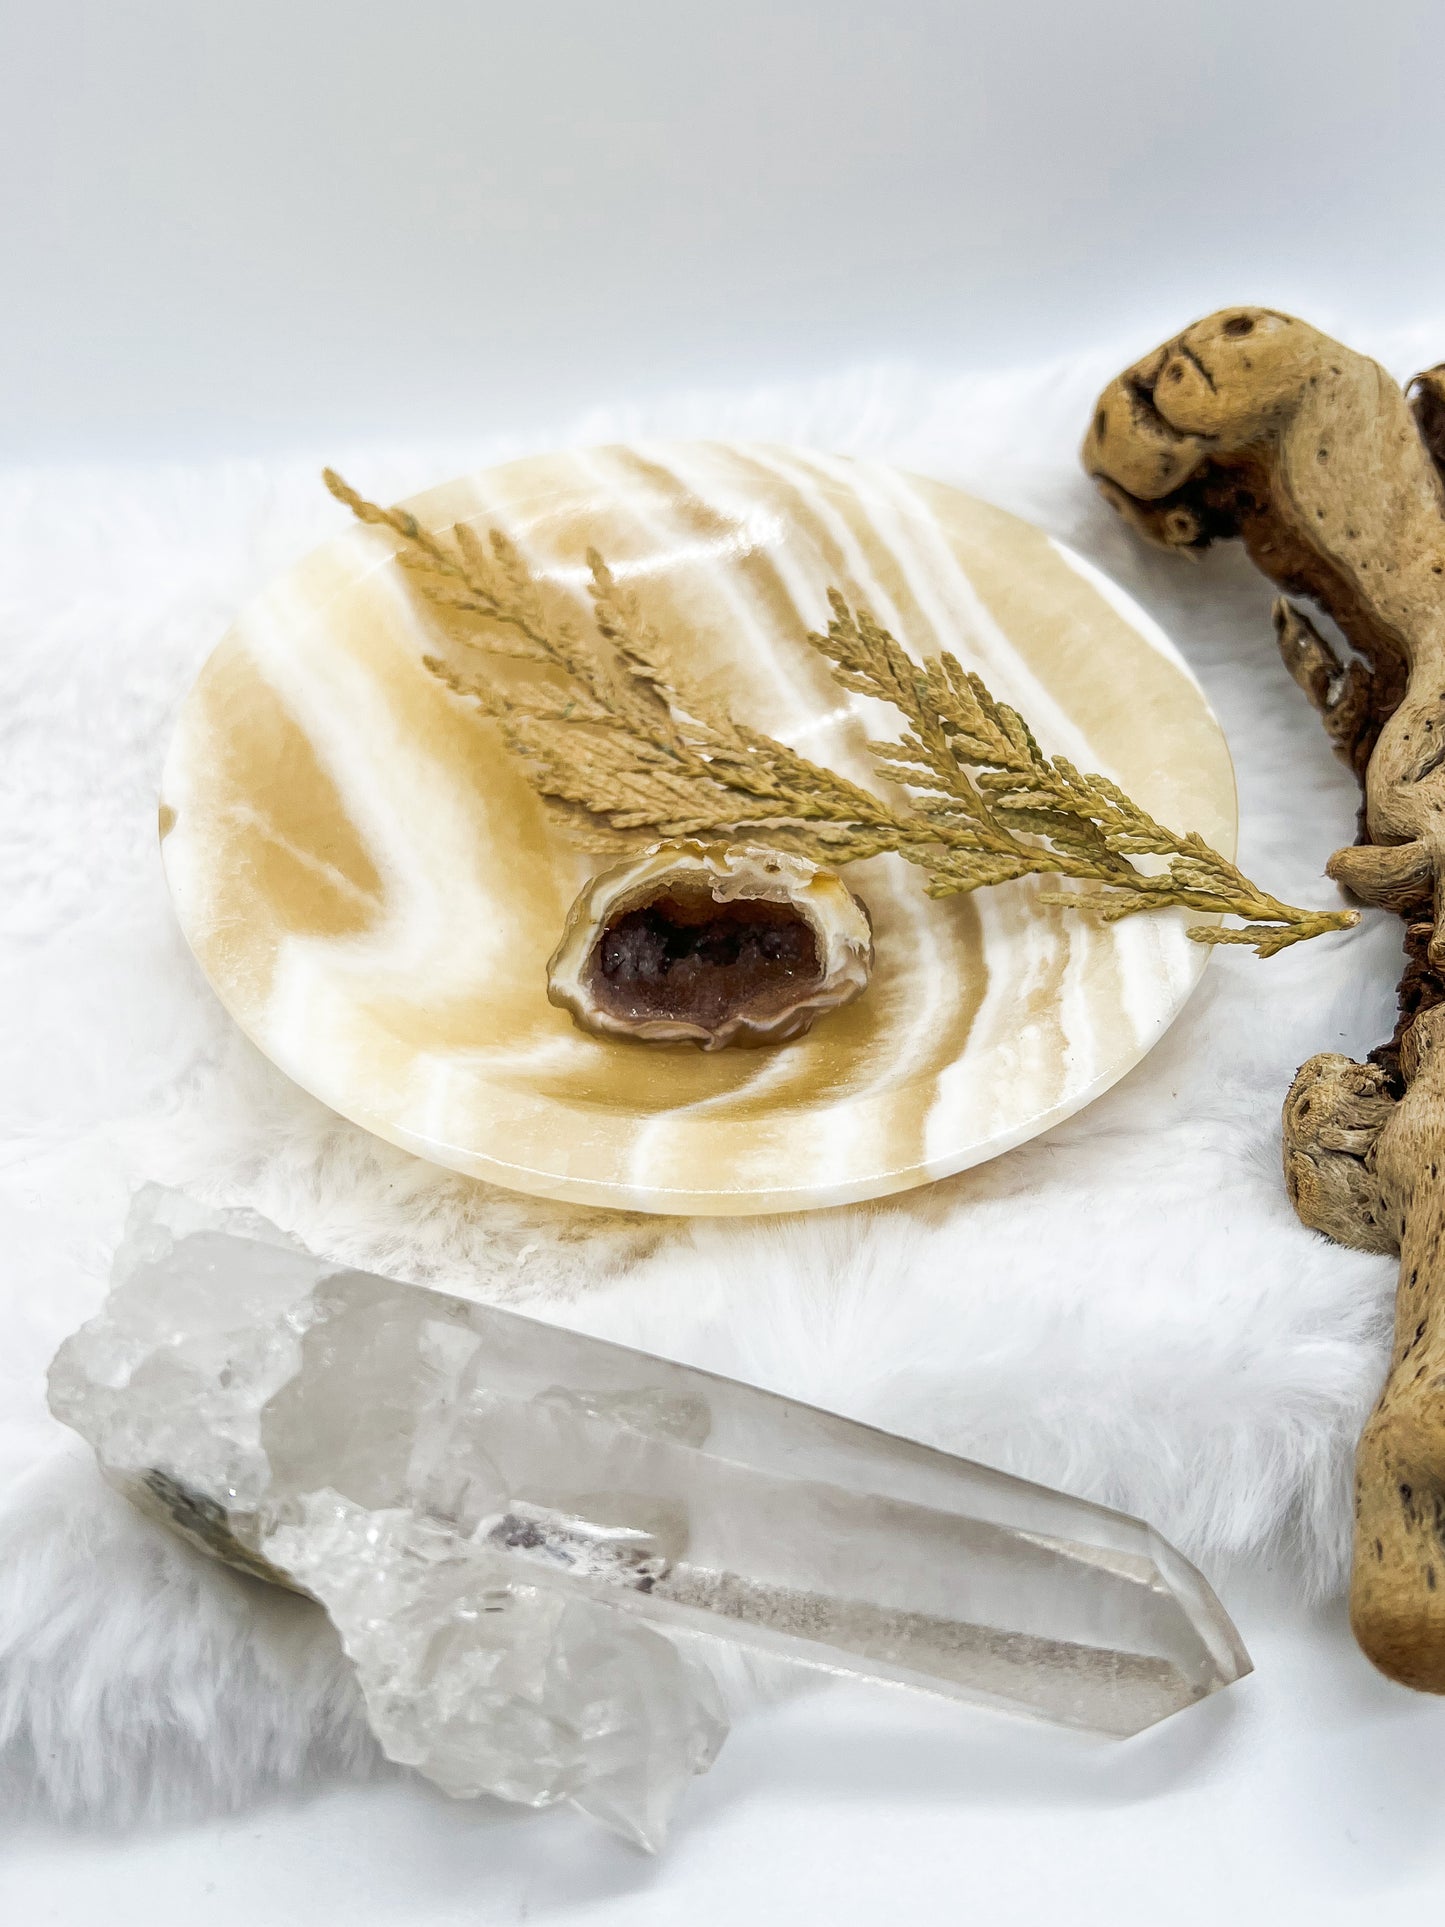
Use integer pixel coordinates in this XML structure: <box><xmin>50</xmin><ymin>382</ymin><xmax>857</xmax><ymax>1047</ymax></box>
<box><xmin>0</xmin><ymin>342</ymin><xmax>1420</xmax><ymax>1826</ymax></box>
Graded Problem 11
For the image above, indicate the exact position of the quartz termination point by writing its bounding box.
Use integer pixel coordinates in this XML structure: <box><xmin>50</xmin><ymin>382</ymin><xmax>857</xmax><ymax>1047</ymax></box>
<box><xmin>48</xmin><ymin>1189</ymin><xmax>1251</xmax><ymax>1849</ymax></box>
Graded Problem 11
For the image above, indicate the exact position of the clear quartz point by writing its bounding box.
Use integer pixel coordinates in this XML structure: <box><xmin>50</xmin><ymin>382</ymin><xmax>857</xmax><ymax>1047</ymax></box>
<box><xmin>48</xmin><ymin>1189</ymin><xmax>1251</xmax><ymax>1849</ymax></box>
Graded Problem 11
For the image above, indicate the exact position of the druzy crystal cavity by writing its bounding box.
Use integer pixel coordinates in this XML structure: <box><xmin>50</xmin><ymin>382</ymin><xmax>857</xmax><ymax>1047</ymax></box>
<box><xmin>546</xmin><ymin>841</ymin><xmax>874</xmax><ymax>1050</ymax></box>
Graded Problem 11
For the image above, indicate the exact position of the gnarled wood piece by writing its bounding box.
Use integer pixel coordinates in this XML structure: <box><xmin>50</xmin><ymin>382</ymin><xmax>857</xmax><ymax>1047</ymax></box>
<box><xmin>1084</xmin><ymin>308</ymin><xmax>1445</xmax><ymax>1689</ymax></box>
<box><xmin>1350</xmin><ymin>1007</ymin><xmax>1445</xmax><ymax>1683</ymax></box>
<box><xmin>1286</xmin><ymin>1016</ymin><xmax>1445</xmax><ymax>1680</ymax></box>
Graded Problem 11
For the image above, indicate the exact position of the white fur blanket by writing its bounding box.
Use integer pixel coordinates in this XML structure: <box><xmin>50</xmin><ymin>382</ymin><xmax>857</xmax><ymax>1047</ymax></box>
<box><xmin>0</xmin><ymin>343</ymin><xmax>1415</xmax><ymax>1825</ymax></box>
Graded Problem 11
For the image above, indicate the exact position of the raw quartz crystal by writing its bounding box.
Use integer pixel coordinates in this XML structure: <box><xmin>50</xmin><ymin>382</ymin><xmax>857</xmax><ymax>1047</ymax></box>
<box><xmin>49</xmin><ymin>1190</ymin><xmax>1251</xmax><ymax>1849</ymax></box>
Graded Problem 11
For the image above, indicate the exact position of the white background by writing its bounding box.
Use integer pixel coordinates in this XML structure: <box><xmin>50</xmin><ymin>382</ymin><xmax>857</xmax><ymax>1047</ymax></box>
<box><xmin>3</xmin><ymin>0</ymin><xmax>1443</xmax><ymax>459</ymax></box>
<box><xmin>12</xmin><ymin>1592</ymin><xmax>1445</xmax><ymax>1924</ymax></box>
<box><xmin>7</xmin><ymin>2</ymin><xmax>1445</xmax><ymax>1921</ymax></box>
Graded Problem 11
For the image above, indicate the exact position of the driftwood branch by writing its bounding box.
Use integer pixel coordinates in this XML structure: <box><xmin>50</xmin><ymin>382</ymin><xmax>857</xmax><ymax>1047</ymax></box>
<box><xmin>1083</xmin><ymin>308</ymin><xmax>1445</xmax><ymax>1687</ymax></box>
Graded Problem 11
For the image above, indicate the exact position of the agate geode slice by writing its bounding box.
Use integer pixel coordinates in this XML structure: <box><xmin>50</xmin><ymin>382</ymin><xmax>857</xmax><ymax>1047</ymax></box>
<box><xmin>547</xmin><ymin>843</ymin><xmax>874</xmax><ymax>1050</ymax></box>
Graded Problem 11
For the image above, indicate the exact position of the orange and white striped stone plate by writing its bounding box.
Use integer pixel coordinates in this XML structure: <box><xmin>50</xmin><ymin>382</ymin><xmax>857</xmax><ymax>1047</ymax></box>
<box><xmin>159</xmin><ymin>444</ymin><xmax>1235</xmax><ymax>1215</ymax></box>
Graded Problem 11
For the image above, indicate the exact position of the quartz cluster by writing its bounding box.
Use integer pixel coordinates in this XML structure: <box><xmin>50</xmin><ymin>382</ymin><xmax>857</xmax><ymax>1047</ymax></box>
<box><xmin>49</xmin><ymin>1188</ymin><xmax>1251</xmax><ymax>1848</ymax></box>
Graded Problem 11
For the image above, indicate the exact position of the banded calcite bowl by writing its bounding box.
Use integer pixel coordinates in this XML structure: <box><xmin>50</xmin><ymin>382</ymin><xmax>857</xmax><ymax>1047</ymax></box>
<box><xmin>159</xmin><ymin>442</ymin><xmax>1235</xmax><ymax>1214</ymax></box>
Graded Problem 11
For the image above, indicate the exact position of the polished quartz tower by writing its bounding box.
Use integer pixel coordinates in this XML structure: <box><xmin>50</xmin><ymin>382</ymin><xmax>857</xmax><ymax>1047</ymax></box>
<box><xmin>49</xmin><ymin>1190</ymin><xmax>1251</xmax><ymax>1849</ymax></box>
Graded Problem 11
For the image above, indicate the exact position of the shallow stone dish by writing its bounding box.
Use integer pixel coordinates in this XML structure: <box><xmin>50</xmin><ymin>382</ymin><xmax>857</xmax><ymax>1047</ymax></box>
<box><xmin>159</xmin><ymin>442</ymin><xmax>1236</xmax><ymax>1215</ymax></box>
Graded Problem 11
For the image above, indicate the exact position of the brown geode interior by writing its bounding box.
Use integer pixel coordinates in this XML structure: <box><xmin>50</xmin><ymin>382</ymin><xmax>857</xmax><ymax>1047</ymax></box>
<box><xmin>584</xmin><ymin>887</ymin><xmax>822</xmax><ymax>1029</ymax></box>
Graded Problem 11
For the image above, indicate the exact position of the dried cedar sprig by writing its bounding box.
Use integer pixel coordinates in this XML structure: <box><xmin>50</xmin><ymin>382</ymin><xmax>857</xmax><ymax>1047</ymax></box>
<box><xmin>324</xmin><ymin>470</ymin><xmax>1358</xmax><ymax>957</ymax></box>
<box><xmin>808</xmin><ymin>592</ymin><xmax>1356</xmax><ymax>956</ymax></box>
